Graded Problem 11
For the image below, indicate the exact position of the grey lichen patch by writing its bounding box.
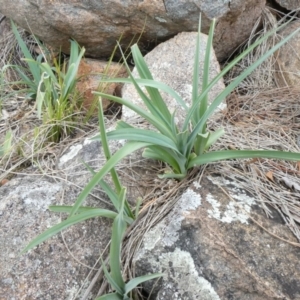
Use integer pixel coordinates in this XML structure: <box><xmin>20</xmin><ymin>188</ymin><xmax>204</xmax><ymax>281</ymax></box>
<box><xmin>206</xmin><ymin>176</ymin><xmax>256</xmax><ymax>224</ymax></box>
<box><xmin>155</xmin><ymin>16</ymin><xmax>167</xmax><ymax>23</ymax></box>
<box><xmin>14</xmin><ymin>181</ymin><xmax>61</xmax><ymax>212</ymax></box>
<box><xmin>140</xmin><ymin>188</ymin><xmax>201</xmax><ymax>252</ymax></box>
<box><xmin>59</xmin><ymin>144</ymin><xmax>83</xmax><ymax>167</ymax></box>
<box><xmin>152</xmin><ymin>248</ymin><xmax>220</xmax><ymax>300</ymax></box>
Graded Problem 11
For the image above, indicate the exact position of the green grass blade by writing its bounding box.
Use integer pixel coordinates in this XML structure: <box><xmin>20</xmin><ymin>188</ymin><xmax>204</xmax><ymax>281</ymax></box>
<box><xmin>69</xmin><ymin>142</ymin><xmax>151</xmax><ymax>217</ymax></box>
<box><xmin>34</xmin><ymin>61</ymin><xmax>57</xmax><ymax>82</ymax></box>
<box><xmin>105</xmin><ymin>128</ymin><xmax>180</xmax><ymax>152</ymax></box>
<box><xmin>92</xmin><ymin>121</ymin><xmax>134</xmax><ymax>140</ymax></box>
<box><xmin>192</xmin><ymin>13</ymin><xmax>201</xmax><ymax>109</ymax></box>
<box><xmin>116</xmin><ymin>43</ymin><xmax>172</xmax><ymax>130</ymax></box>
<box><xmin>115</xmin><ymin>120</ymin><xmax>135</xmax><ymax>129</ymax></box>
<box><xmin>109</xmin><ymin>188</ymin><xmax>127</xmax><ymax>293</ymax></box>
<box><xmin>0</xmin><ymin>130</ymin><xmax>12</xmax><ymax>156</ymax></box>
<box><xmin>182</xmin><ymin>18</ymin><xmax>300</xmax><ymax>132</ymax></box>
<box><xmin>11</xmin><ymin>20</ymin><xmax>41</xmax><ymax>84</ymax></box>
<box><xmin>186</xmin><ymin>25</ymin><xmax>300</xmax><ymax>147</ymax></box>
<box><xmin>21</xmin><ymin>209</ymin><xmax>117</xmax><ymax>253</ymax></box>
<box><xmin>198</xmin><ymin>18</ymin><xmax>216</xmax><ymax>122</ymax></box>
<box><xmin>100</xmin><ymin>254</ymin><xmax>124</xmax><ymax>295</ymax></box>
<box><xmin>188</xmin><ymin>150</ymin><xmax>300</xmax><ymax>169</ymax></box>
<box><xmin>205</xmin><ymin>128</ymin><xmax>225</xmax><ymax>150</ymax></box>
<box><xmin>99</xmin><ymin>179</ymin><xmax>122</xmax><ymax>211</ymax></box>
<box><xmin>49</xmin><ymin>205</ymin><xmax>101</xmax><ymax>213</ymax></box>
<box><xmin>125</xmin><ymin>273</ymin><xmax>163</xmax><ymax>294</ymax></box>
<box><xmin>98</xmin><ymin>98</ymin><xmax>122</xmax><ymax>193</ymax></box>
<box><xmin>97</xmin><ymin>99</ymin><xmax>134</xmax><ymax>218</ymax></box>
<box><xmin>99</xmin><ymin>77</ymin><xmax>188</xmax><ymax>110</ymax></box>
<box><xmin>68</xmin><ymin>40</ymin><xmax>79</xmax><ymax>65</ymax></box>
<box><xmin>131</xmin><ymin>44</ymin><xmax>172</xmax><ymax>122</ymax></box>
<box><xmin>193</xmin><ymin>132</ymin><xmax>210</xmax><ymax>156</ymax></box>
<box><xmin>49</xmin><ymin>204</ymin><xmax>133</xmax><ymax>225</ymax></box>
<box><xmin>62</xmin><ymin>41</ymin><xmax>85</xmax><ymax>98</ymax></box>
<box><xmin>93</xmin><ymin>91</ymin><xmax>173</xmax><ymax>139</ymax></box>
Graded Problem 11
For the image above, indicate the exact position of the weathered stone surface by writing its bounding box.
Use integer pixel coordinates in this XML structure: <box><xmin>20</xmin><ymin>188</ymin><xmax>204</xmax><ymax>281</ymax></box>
<box><xmin>77</xmin><ymin>59</ymin><xmax>128</xmax><ymax>111</ymax></box>
<box><xmin>134</xmin><ymin>174</ymin><xmax>300</xmax><ymax>299</ymax></box>
<box><xmin>275</xmin><ymin>0</ymin><xmax>300</xmax><ymax>10</ymax></box>
<box><xmin>0</xmin><ymin>0</ymin><xmax>266</xmax><ymax>61</ymax></box>
<box><xmin>122</xmin><ymin>31</ymin><xmax>225</xmax><ymax>129</ymax></box>
<box><xmin>0</xmin><ymin>136</ymin><xmax>119</xmax><ymax>298</ymax></box>
<box><xmin>274</xmin><ymin>20</ymin><xmax>300</xmax><ymax>87</ymax></box>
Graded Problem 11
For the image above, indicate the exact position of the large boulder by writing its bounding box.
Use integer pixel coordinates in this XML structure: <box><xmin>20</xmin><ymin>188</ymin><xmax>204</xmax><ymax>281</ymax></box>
<box><xmin>274</xmin><ymin>20</ymin><xmax>300</xmax><ymax>88</ymax></box>
<box><xmin>274</xmin><ymin>0</ymin><xmax>300</xmax><ymax>10</ymax></box>
<box><xmin>0</xmin><ymin>0</ymin><xmax>266</xmax><ymax>61</ymax></box>
<box><xmin>133</xmin><ymin>174</ymin><xmax>300</xmax><ymax>299</ymax></box>
<box><xmin>0</xmin><ymin>174</ymin><xmax>112</xmax><ymax>299</ymax></box>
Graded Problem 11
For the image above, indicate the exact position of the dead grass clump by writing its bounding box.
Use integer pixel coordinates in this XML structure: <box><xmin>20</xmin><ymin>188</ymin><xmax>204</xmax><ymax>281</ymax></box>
<box><xmin>207</xmin><ymin>87</ymin><xmax>300</xmax><ymax>239</ymax></box>
<box><xmin>225</xmin><ymin>7</ymin><xmax>300</xmax><ymax>94</ymax></box>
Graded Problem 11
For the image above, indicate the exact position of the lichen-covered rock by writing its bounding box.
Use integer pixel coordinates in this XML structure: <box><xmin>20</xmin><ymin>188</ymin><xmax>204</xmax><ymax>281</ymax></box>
<box><xmin>274</xmin><ymin>20</ymin><xmax>300</xmax><ymax>87</ymax></box>
<box><xmin>122</xmin><ymin>31</ymin><xmax>225</xmax><ymax>129</ymax></box>
<box><xmin>133</xmin><ymin>175</ymin><xmax>300</xmax><ymax>299</ymax></box>
<box><xmin>0</xmin><ymin>174</ymin><xmax>112</xmax><ymax>299</ymax></box>
<box><xmin>0</xmin><ymin>0</ymin><xmax>266</xmax><ymax>61</ymax></box>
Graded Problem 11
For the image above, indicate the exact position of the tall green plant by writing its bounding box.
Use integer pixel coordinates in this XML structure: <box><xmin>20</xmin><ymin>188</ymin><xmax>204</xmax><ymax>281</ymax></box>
<box><xmin>92</xmin><ymin>17</ymin><xmax>300</xmax><ymax>179</ymax></box>
<box><xmin>8</xmin><ymin>21</ymin><xmax>84</xmax><ymax>142</ymax></box>
<box><xmin>34</xmin><ymin>40</ymin><xmax>85</xmax><ymax>142</ymax></box>
<box><xmin>9</xmin><ymin>20</ymin><xmax>44</xmax><ymax>99</ymax></box>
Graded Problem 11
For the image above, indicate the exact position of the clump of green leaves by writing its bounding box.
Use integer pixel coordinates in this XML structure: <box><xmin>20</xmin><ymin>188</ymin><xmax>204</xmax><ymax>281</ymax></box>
<box><xmin>93</xmin><ymin>17</ymin><xmax>300</xmax><ymax>179</ymax></box>
<box><xmin>8</xmin><ymin>21</ymin><xmax>84</xmax><ymax>142</ymax></box>
<box><xmin>34</xmin><ymin>40</ymin><xmax>84</xmax><ymax>142</ymax></box>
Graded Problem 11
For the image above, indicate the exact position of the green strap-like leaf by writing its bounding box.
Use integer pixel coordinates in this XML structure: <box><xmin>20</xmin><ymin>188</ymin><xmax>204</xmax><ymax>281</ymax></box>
<box><xmin>187</xmin><ymin>25</ymin><xmax>300</xmax><ymax>149</ymax></box>
<box><xmin>93</xmin><ymin>91</ymin><xmax>173</xmax><ymax>139</ymax></box>
<box><xmin>124</xmin><ymin>273</ymin><xmax>163</xmax><ymax>294</ymax></box>
<box><xmin>105</xmin><ymin>128</ymin><xmax>180</xmax><ymax>152</ymax></box>
<box><xmin>109</xmin><ymin>188</ymin><xmax>127</xmax><ymax>292</ymax></box>
<box><xmin>188</xmin><ymin>150</ymin><xmax>300</xmax><ymax>169</ymax></box>
<box><xmin>182</xmin><ymin>17</ymin><xmax>300</xmax><ymax>132</ymax></box>
<box><xmin>192</xmin><ymin>13</ymin><xmax>201</xmax><ymax>110</ymax></box>
<box><xmin>193</xmin><ymin>132</ymin><xmax>210</xmax><ymax>156</ymax></box>
<box><xmin>131</xmin><ymin>44</ymin><xmax>173</xmax><ymax>122</ymax></box>
<box><xmin>49</xmin><ymin>205</ymin><xmax>133</xmax><ymax>225</ymax></box>
<box><xmin>198</xmin><ymin>18</ymin><xmax>216</xmax><ymax>123</ymax></box>
<box><xmin>100</xmin><ymin>253</ymin><xmax>124</xmax><ymax>296</ymax></box>
<box><xmin>21</xmin><ymin>209</ymin><xmax>117</xmax><ymax>253</ymax></box>
<box><xmin>11</xmin><ymin>20</ymin><xmax>41</xmax><ymax>84</ymax></box>
<box><xmin>99</xmin><ymin>77</ymin><xmax>188</xmax><ymax>111</ymax></box>
<box><xmin>202</xmin><ymin>128</ymin><xmax>225</xmax><ymax>152</ymax></box>
<box><xmin>69</xmin><ymin>142</ymin><xmax>151</xmax><ymax>217</ymax></box>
